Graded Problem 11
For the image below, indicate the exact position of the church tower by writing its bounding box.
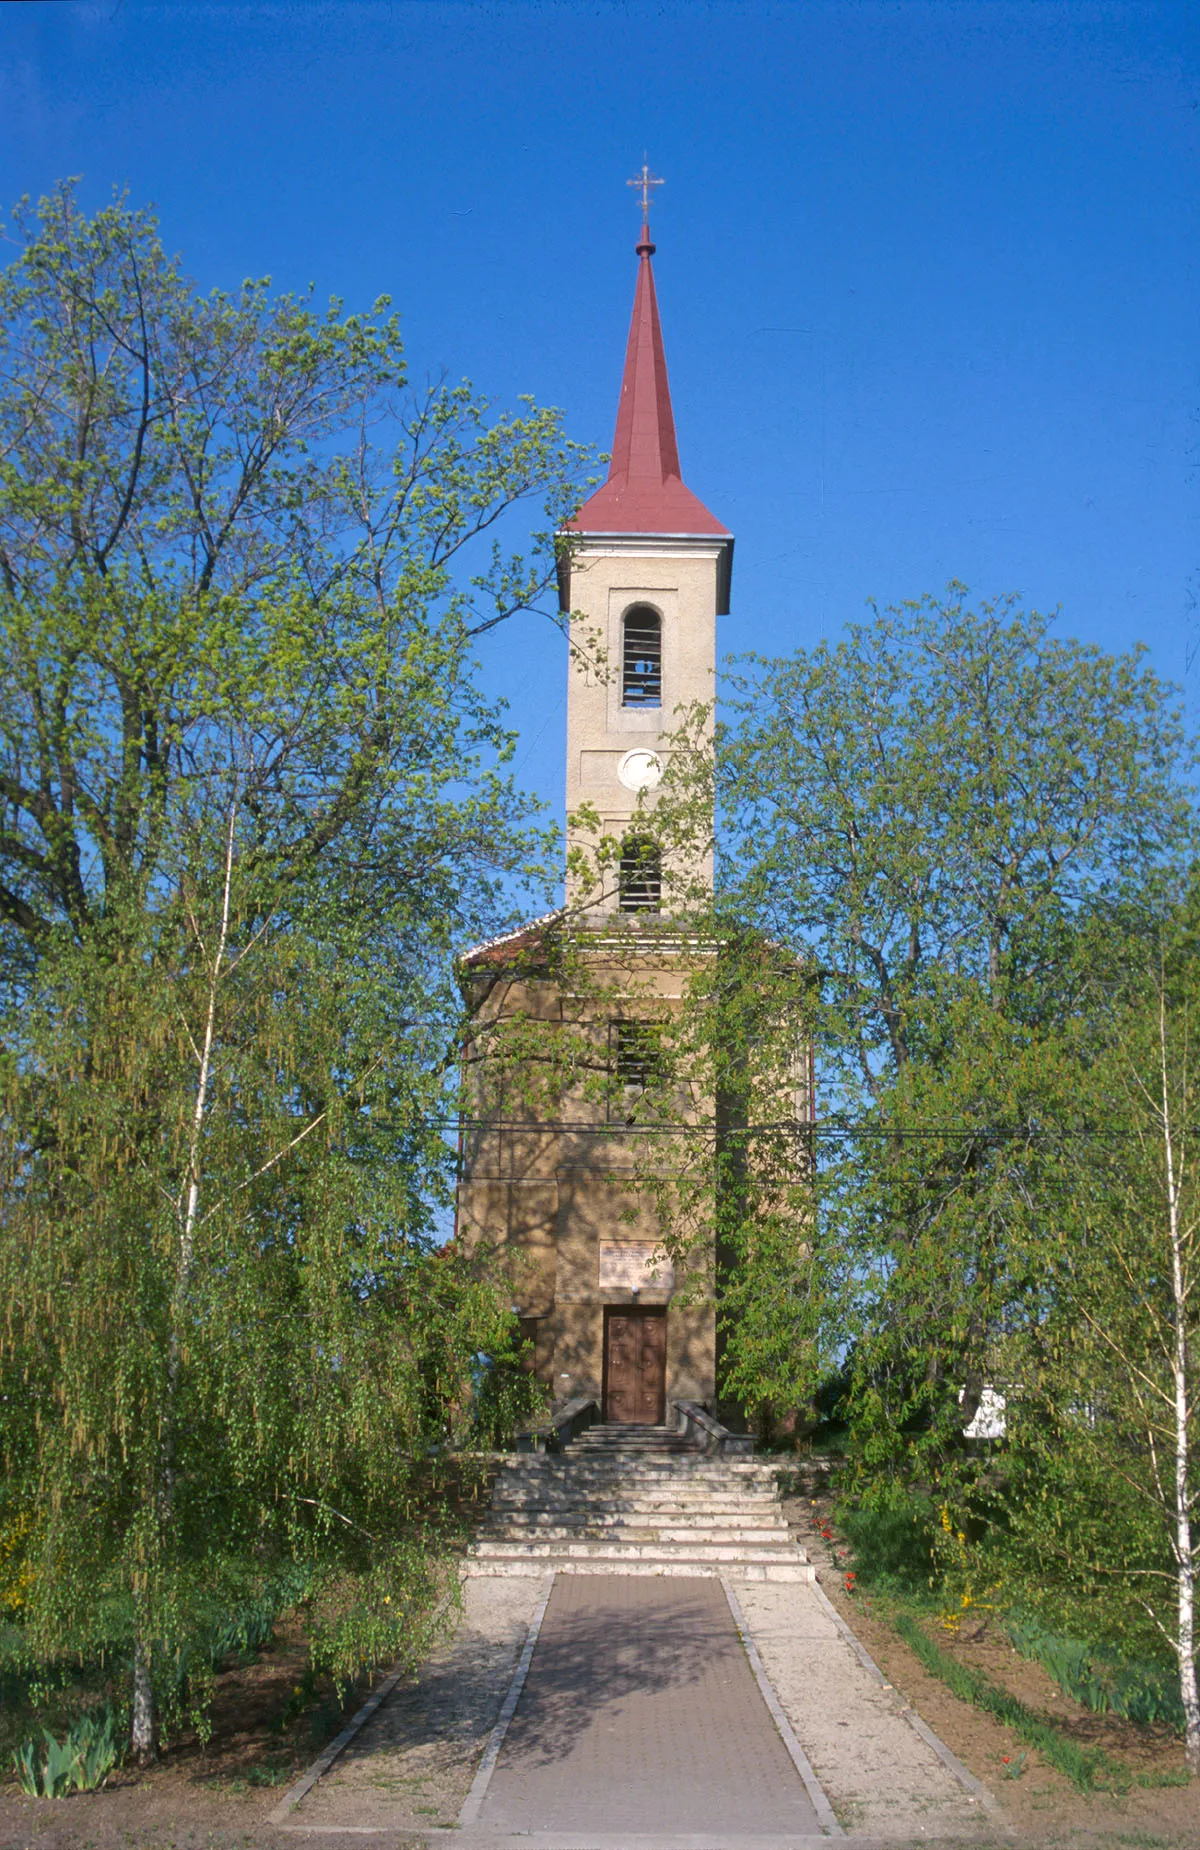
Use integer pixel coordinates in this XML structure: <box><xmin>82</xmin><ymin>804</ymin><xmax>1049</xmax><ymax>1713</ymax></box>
<box><xmin>457</xmin><ymin>191</ymin><xmax>731</xmax><ymax>1422</ymax></box>
<box><xmin>560</xmin><ymin>205</ymin><xmax>732</xmax><ymax>916</ymax></box>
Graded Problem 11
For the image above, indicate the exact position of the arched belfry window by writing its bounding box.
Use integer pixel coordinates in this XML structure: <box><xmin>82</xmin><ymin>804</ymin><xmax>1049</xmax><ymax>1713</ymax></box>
<box><xmin>619</xmin><ymin>835</ymin><xmax>662</xmax><ymax>913</ymax></box>
<box><xmin>622</xmin><ymin>606</ymin><xmax>662</xmax><ymax>708</ymax></box>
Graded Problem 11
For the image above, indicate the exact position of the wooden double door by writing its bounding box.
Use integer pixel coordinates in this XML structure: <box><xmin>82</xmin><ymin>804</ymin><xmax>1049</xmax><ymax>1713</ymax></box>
<box><xmin>603</xmin><ymin>1307</ymin><xmax>667</xmax><ymax>1424</ymax></box>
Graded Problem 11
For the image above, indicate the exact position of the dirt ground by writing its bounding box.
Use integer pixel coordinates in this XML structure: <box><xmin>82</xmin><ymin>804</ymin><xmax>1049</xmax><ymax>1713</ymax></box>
<box><xmin>1</xmin><ymin>1467</ymin><xmax>1197</xmax><ymax>1849</ymax></box>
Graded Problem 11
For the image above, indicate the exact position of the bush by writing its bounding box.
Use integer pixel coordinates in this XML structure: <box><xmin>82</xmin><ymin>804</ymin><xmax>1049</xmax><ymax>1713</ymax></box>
<box><xmin>0</xmin><ymin>1512</ymin><xmax>34</xmax><ymax>1616</ymax></box>
<box><xmin>471</xmin><ymin>1341</ymin><xmax>548</xmax><ymax>1449</ymax></box>
<box><xmin>838</xmin><ymin>1494</ymin><xmax>941</xmax><ymax>1591</ymax></box>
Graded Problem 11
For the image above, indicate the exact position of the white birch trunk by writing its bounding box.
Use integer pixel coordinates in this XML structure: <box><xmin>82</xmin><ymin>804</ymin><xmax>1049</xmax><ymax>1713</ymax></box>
<box><xmin>131</xmin><ymin>803</ymin><xmax>238</xmax><ymax>1761</ymax></box>
<box><xmin>130</xmin><ymin>1627</ymin><xmax>155</xmax><ymax>1761</ymax></box>
<box><xmin>1158</xmin><ymin>994</ymin><xmax>1200</xmax><ymax>1775</ymax></box>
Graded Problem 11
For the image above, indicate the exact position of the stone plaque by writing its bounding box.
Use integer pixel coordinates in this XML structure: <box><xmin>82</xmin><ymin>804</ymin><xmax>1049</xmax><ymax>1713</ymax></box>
<box><xmin>598</xmin><ymin>1241</ymin><xmax>675</xmax><ymax>1293</ymax></box>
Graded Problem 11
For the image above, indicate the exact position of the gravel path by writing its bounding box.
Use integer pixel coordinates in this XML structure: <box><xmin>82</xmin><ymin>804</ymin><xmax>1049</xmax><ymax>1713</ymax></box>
<box><xmin>292</xmin><ymin>1578</ymin><xmax>541</xmax><ymax>1835</ymax></box>
<box><xmin>734</xmin><ymin>1580</ymin><xmax>995</xmax><ymax>1841</ymax></box>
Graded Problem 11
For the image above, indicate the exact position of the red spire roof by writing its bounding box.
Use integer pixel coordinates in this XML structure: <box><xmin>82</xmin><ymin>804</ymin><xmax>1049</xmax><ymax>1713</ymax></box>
<box><xmin>571</xmin><ymin>224</ymin><xmax>729</xmax><ymax>538</ymax></box>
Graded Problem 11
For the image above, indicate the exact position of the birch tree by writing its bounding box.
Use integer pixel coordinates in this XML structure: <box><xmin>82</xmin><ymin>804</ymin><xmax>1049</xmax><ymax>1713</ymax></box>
<box><xmin>1004</xmin><ymin>938</ymin><xmax>1200</xmax><ymax>1772</ymax></box>
<box><xmin>0</xmin><ymin>183</ymin><xmax>589</xmax><ymax>1756</ymax></box>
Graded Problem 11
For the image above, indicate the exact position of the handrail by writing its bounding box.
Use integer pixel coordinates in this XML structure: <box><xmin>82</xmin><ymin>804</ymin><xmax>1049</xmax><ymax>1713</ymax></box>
<box><xmin>670</xmin><ymin>1398</ymin><xmax>755</xmax><ymax>1456</ymax></box>
<box><xmin>515</xmin><ymin>1395</ymin><xmax>599</xmax><ymax>1454</ymax></box>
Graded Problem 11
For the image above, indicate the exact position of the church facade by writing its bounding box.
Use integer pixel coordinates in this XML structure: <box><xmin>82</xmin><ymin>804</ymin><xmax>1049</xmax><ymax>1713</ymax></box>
<box><xmin>455</xmin><ymin>211</ymin><xmax>735</xmax><ymax>1423</ymax></box>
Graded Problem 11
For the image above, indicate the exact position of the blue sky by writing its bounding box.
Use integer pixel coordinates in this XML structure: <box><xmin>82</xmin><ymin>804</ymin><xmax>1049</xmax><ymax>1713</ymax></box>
<box><xmin>3</xmin><ymin>0</ymin><xmax>1197</xmax><ymax>830</ymax></box>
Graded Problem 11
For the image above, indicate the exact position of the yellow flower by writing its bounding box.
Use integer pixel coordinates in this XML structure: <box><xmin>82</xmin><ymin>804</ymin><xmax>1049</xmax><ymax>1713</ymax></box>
<box><xmin>0</xmin><ymin>1512</ymin><xmax>35</xmax><ymax>1615</ymax></box>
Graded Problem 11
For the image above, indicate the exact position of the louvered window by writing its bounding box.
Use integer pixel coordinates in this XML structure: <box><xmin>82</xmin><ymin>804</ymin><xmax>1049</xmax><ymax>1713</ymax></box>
<box><xmin>618</xmin><ymin>836</ymin><xmax>661</xmax><ymax>913</ymax></box>
<box><xmin>622</xmin><ymin>606</ymin><xmax>662</xmax><ymax>707</ymax></box>
<box><xmin>614</xmin><ymin>1021</ymin><xmax>662</xmax><ymax>1091</ymax></box>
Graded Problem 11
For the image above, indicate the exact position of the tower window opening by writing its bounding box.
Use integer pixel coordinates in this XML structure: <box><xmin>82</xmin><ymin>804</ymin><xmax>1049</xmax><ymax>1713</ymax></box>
<box><xmin>622</xmin><ymin>607</ymin><xmax>662</xmax><ymax>707</ymax></box>
<box><xmin>613</xmin><ymin>1021</ymin><xmax>662</xmax><ymax>1092</ymax></box>
<box><xmin>619</xmin><ymin>835</ymin><xmax>662</xmax><ymax>913</ymax></box>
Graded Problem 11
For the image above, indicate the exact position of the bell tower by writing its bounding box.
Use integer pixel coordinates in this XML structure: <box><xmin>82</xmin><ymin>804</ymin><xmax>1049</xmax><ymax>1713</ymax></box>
<box><xmin>458</xmin><ymin>182</ymin><xmax>735</xmax><ymax>1421</ymax></box>
<box><xmin>559</xmin><ymin>187</ymin><xmax>733</xmax><ymax>916</ymax></box>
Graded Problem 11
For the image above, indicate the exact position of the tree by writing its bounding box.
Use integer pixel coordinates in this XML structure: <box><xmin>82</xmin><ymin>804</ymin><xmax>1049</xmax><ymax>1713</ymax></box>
<box><xmin>999</xmin><ymin>919</ymin><xmax>1200</xmax><ymax>1772</ymax></box>
<box><xmin>713</xmin><ymin>586</ymin><xmax>1188</xmax><ymax>1096</ymax></box>
<box><xmin>650</xmin><ymin>587</ymin><xmax>1191</xmax><ymax>1451</ymax></box>
<box><xmin>0</xmin><ymin>184</ymin><xmax>590</xmax><ymax>1755</ymax></box>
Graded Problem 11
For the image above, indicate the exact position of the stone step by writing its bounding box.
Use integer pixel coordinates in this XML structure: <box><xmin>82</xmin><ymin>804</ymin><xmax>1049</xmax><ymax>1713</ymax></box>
<box><xmin>470</xmin><ymin>1538</ymin><xmax>807</xmax><ymax>1565</ymax></box>
<box><xmin>479</xmin><ymin>1524</ymin><xmax>790</xmax><ymax>1545</ymax></box>
<box><xmin>572</xmin><ymin>1424</ymin><xmax>680</xmax><ymax>1438</ymax></box>
<box><xmin>488</xmin><ymin>1487</ymin><xmax>776</xmax><ymax>1502</ymax></box>
<box><xmin>493</xmin><ymin>1474</ymin><xmax>777</xmax><ymax>1492</ymax></box>
<box><xmin>558</xmin><ymin>1450</ymin><xmax>772</xmax><ymax>1465</ymax></box>
<box><xmin>497</xmin><ymin>1467</ymin><xmax>779</xmax><ymax>1489</ymax></box>
<box><xmin>512</xmin><ymin>1460</ymin><xmax>773</xmax><ymax>1474</ymax></box>
<box><xmin>482</xmin><ymin>1507</ymin><xmax>790</xmax><ymax>1529</ymax></box>
<box><xmin>463</xmin><ymin>1557</ymin><xmax>814</xmax><ymax>1582</ymax></box>
<box><xmin>573</xmin><ymin>1430</ymin><xmax>687</xmax><ymax>1442</ymax></box>
<box><xmin>571</xmin><ymin>1440</ymin><xmax>695</xmax><ymax>1452</ymax></box>
<box><xmin>489</xmin><ymin>1509</ymin><xmax>783</xmax><ymax>1528</ymax></box>
<box><xmin>500</xmin><ymin>1457</ymin><xmax>772</xmax><ymax>1470</ymax></box>
<box><xmin>468</xmin><ymin>1421</ymin><xmax>805</xmax><ymax>1585</ymax></box>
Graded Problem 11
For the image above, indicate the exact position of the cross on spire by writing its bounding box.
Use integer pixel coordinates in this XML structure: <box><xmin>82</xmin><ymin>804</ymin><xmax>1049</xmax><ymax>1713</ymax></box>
<box><xmin>627</xmin><ymin>159</ymin><xmax>664</xmax><ymax>221</ymax></box>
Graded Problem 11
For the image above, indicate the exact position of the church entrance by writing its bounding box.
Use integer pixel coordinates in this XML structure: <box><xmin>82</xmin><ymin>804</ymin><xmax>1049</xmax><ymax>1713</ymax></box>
<box><xmin>603</xmin><ymin>1307</ymin><xmax>667</xmax><ymax>1423</ymax></box>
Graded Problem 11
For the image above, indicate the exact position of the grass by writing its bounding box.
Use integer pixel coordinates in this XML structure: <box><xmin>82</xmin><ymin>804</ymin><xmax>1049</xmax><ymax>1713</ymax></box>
<box><xmin>892</xmin><ymin>1608</ymin><xmax>1135</xmax><ymax>1792</ymax></box>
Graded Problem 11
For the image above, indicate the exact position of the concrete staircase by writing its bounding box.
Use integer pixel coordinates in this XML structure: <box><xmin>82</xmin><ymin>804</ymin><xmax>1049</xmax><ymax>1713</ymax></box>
<box><xmin>464</xmin><ymin>1422</ymin><xmax>814</xmax><ymax>1582</ymax></box>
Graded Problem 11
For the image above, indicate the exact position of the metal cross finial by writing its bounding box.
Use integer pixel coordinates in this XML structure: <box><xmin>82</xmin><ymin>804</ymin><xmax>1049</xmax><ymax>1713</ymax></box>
<box><xmin>627</xmin><ymin>159</ymin><xmax>664</xmax><ymax>220</ymax></box>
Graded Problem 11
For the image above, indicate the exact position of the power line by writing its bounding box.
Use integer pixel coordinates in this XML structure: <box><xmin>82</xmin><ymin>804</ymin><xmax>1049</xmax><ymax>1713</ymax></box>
<box><xmin>435</xmin><ymin>1117</ymin><xmax>1148</xmax><ymax>1142</ymax></box>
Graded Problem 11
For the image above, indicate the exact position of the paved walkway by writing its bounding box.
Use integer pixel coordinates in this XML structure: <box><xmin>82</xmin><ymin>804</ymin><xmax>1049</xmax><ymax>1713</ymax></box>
<box><xmin>473</xmin><ymin>1577</ymin><xmax>821</xmax><ymax>1838</ymax></box>
<box><xmin>285</xmin><ymin>1572</ymin><xmax>996</xmax><ymax>1845</ymax></box>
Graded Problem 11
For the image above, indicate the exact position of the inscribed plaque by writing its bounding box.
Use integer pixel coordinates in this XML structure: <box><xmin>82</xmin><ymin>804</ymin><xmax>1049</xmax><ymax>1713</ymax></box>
<box><xmin>598</xmin><ymin>1241</ymin><xmax>675</xmax><ymax>1292</ymax></box>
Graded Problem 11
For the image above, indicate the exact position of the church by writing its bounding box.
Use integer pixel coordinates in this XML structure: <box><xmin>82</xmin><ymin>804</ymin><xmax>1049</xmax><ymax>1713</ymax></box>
<box><xmin>455</xmin><ymin>192</ymin><xmax>770</xmax><ymax>1428</ymax></box>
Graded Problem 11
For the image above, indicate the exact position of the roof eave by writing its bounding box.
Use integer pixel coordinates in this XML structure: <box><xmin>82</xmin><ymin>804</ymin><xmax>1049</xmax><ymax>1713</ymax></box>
<box><xmin>557</xmin><ymin>529</ymin><xmax>734</xmax><ymax>616</ymax></box>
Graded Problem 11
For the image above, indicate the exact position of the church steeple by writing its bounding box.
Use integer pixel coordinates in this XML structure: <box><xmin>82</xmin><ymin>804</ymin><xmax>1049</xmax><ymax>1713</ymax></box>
<box><xmin>561</xmin><ymin>190</ymin><xmax>731</xmax><ymax>915</ymax></box>
<box><xmin>571</xmin><ymin>219</ymin><xmax>731</xmax><ymax>544</ymax></box>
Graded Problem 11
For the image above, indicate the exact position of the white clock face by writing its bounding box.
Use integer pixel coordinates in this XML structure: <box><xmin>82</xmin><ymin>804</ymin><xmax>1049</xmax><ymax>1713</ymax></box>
<box><xmin>617</xmin><ymin>749</ymin><xmax>664</xmax><ymax>793</ymax></box>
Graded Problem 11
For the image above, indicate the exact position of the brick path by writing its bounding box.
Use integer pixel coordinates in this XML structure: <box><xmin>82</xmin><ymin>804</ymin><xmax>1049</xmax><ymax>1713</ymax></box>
<box><xmin>474</xmin><ymin>1575</ymin><xmax>822</xmax><ymax>1837</ymax></box>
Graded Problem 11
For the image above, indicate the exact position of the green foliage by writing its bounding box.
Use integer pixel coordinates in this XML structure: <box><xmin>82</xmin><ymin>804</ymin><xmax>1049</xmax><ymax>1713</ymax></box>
<box><xmin>471</xmin><ymin>1331</ymin><xmax>550</xmax><ymax>1450</ymax></box>
<box><xmin>1005</xmin><ymin>1614</ymin><xmax>1185</xmax><ymax>1730</ymax></box>
<box><xmin>837</xmin><ymin>1495</ymin><xmax>941</xmax><ymax>1593</ymax></box>
<box><xmin>714</xmin><ymin>586</ymin><xmax>1188</xmax><ymax>1094</ymax></box>
<box><xmin>981</xmin><ymin>920</ymin><xmax>1200</xmax><ymax>1764</ymax></box>
<box><xmin>13</xmin><ymin>1706</ymin><xmax>123</xmax><ymax>1796</ymax></box>
<box><xmin>637</xmin><ymin>582</ymin><xmax>1199</xmax><ymax>1761</ymax></box>
<box><xmin>0</xmin><ymin>181</ymin><xmax>593</xmax><ymax>1757</ymax></box>
<box><xmin>640</xmin><ymin>586</ymin><xmax>1190</xmax><ymax>1455</ymax></box>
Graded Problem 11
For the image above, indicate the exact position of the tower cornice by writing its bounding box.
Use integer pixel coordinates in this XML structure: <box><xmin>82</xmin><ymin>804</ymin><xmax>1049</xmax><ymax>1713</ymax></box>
<box><xmin>558</xmin><ymin>531</ymin><xmax>733</xmax><ymax>616</ymax></box>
